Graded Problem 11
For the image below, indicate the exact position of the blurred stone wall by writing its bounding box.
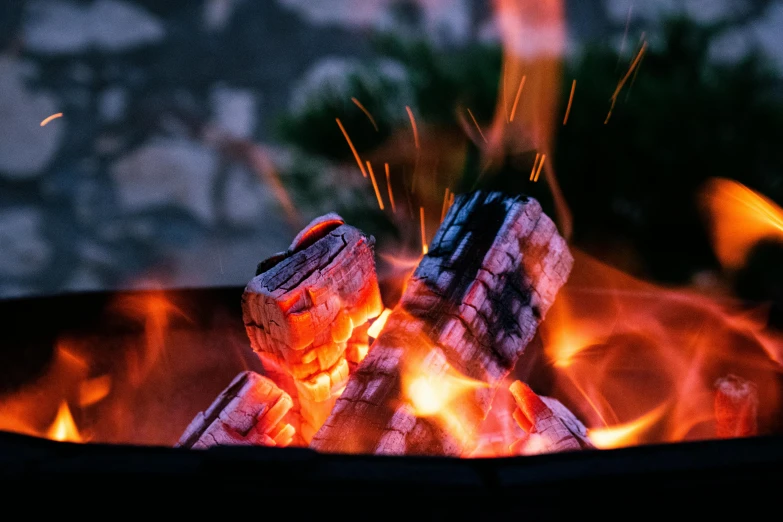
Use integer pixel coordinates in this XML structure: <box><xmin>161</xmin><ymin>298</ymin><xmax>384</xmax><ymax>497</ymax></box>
<box><xmin>0</xmin><ymin>0</ymin><xmax>780</xmax><ymax>298</ymax></box>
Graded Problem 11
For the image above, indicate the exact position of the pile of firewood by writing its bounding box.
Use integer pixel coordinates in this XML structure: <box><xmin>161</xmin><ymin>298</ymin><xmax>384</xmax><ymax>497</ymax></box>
<box><xmin>177</xmin><ymin>190</ymin><xmax>597</xmax><ymax>456</ymax></box>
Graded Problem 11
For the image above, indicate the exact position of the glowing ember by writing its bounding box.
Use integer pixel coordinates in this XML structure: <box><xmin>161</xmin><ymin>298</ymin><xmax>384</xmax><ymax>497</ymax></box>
<box><xmin>40</xmin><ymin>112</ymin><xmax>63</xmax><ymax>126</ymax></box>
<box><xmin>367</xmin><ymin>308</ymin><xmax>392</xmax><ymax>339</ymax></box>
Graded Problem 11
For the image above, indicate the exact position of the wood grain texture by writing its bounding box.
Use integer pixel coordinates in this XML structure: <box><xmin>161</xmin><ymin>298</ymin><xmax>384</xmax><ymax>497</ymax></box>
<box><xmin>176</xmin><ymin>371</ymin><xmax>295</xmax><ymax>449</ymax></box>
<box><xmin>509</xmin><ymin>380</ymin><xmax>593</xmax><ymax>454</ymax></box>
<box><xmin>242</xmin><ymin>213</ymin><xmax>383</xmax><ymax>443</ymax></box>
<box><xmin>311</xmin><ymin>191</ymin><xmax>574</xmax><ymax>456</ymax></box>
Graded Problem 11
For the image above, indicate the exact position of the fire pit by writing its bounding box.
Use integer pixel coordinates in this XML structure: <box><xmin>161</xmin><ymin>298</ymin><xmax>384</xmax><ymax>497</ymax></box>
<box><xmin>2</xmin><ymin>186</ymin><xmax>783</xmax><ymax>515</ymax></box>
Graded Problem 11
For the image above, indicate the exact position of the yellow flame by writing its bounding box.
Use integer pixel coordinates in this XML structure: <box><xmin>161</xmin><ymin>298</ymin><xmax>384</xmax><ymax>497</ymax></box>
<box><xmin>408</xmin><ymin>376</ymin><xmax>447</xmax><ymax>416</ymax></box>
<box><xmin>700</xmin><ymin>177</ymin><xmax>783</xmax><ymax>269</ymax></box>
<box><xmin>47</xmin><ymin>402</ymin><xmax>81</xmax><ymax>442</ymax></box>
<box><xmin>403</xmin><ymin>364</ymin><xmax>487</xmax><ymax>419</ymax></box>
<box><xmin>588</xmin><ymin>404</ymin><xmax>666</xmax><ymax>449</ymax></box>
<box><xmin>403</xmin><ymin>361</ymin><xmax>489</xmax><ymax>446</ymax></box>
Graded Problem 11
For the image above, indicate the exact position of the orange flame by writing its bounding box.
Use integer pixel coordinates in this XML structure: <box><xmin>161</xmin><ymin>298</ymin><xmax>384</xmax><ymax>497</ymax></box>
<box><xmin>0</xmin><ymin>290</ymin><xmax>210</xmax><ymax>445</ymax></box>
<box><xmin>542</xmin><ymin>249</ymin><xmax>783</xmax><ymax>448</ymax></box>
<box><xmin>0</xmin><ymin>341</ymin><xmax>89</xmax><ymax>441</ymax></box>
<box><xmin>78</xmin><ymin>375</ymin><xmax>112</xmax><ymax>407</ymax></box>
<box><xmin>485</xmin><ymin>0</ymin><xmax>572</xmax><ymax>239</ymax></box>
<box><xmin>110</xmin><ymin>291</ymin><xmax>187</xmax><ymax>387</ymax></box>
<box><xmin>700</xmin><ymin>177</ymin><xmax>783</xmax><ymax>270</ymax></box>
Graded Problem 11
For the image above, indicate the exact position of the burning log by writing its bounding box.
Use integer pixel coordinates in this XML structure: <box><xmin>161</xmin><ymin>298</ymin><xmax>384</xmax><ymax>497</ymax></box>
<box><xmin>508</xmin><ymin>380</ymin><xmax>593</xmax><ymax>454</ymax></box>
<box><xmin>242</xmin><ymin>213</ymin><xmax>383</xmax><ymax>444</ymax></box>
<box><xmin>311</xmin><ymin>191</ymin><xmax>574</xmax><ymax>456</ymax></box>
<box><xmin>714</xmin><ymin>374</ymin><xmax>759</xmax><ymax>438</ymax></box>
<box><xmin>176</xmin><ymin>371</ymin><xmax>295</xmax><ymax>449</ymax></box>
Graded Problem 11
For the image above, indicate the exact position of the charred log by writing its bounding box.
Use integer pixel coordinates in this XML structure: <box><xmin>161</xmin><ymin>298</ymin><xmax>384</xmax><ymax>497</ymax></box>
<box><xmin>311</xmin><ymin>191</ymin><xmax>573</xmax><ymax>456</ymax></box>
<box><xmin>242</xmin><ymin>213</ymin><xmax>383</xmax><ymax>443</ymax></box>
<box><xmin>715</xmin><ymin>374</ymin><xmax>759</xmax><ymax>438</ymax></box>
<box><xmin>177</xmin><ymin>371</ymin><xmax>295</xmax><ymax>449</ymax></box>
<box><xmin>508</xmin><ymin>380</ymin><xmax>593</xmax><ymax>454</ymax></box>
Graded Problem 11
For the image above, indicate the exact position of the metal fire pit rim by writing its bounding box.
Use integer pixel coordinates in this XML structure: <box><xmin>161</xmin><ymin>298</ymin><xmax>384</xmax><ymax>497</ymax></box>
<box><xmin>1</xmin><ymin>432</ymin><xmax>781</xmax><ymax>515</ymax></box>
<box><xmin>2</xmin><ymin>429</ymin><xmax>782</xmax><ymax>478</ymax></box>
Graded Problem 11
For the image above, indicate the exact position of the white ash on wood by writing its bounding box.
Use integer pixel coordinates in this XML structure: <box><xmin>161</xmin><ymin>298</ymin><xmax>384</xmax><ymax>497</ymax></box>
<box><xmin>508</xmin><ymin>380</ymin><xmax>593</xmax><ymax>454</ymax></box>
<box><xmin>310</xmin><ymin>191</ymin><xmax>574</xmax><ymax>456</ymax></box>
<box><xmin>176</xmin><ymin>371</ymin><xmax>295</xmax><ymax>449</ymax></box>
<box><xmin>242</xmin><ymin>213</ymin><xmax>383</xmax><ymax>443</ymax></box>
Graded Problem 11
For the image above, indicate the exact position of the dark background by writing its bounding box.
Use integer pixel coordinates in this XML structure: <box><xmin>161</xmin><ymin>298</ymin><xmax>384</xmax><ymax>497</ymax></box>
<box><xmin>0</xmin><ymin>0</ymin><xmax>782</xmax><ymax>309</ymax></box>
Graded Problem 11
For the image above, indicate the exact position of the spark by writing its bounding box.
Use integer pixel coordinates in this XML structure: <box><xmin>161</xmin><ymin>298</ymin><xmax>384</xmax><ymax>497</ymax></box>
<box><xmin>626</xmin><ymin>38</ymin><xmax>646</xmax><ymax>102</ymax></box>
<box><xmin>420</xmin><ymin>206</ymin><xmax>428</xmax><ymax>255</ymax></box>
<box><xmin>440</xmin><ymin>187</ymin><xmax>451</xmax><ymax>223</ymax></box>
<box><xmin>563</xmin><ymin>80</ymin><xmax>576</xmax><ymax>125</ymax></box>
<box><xmin>605</xmin><ymin>41</ymin><xmax>648</xmax><ymax>124</ymax></box>
<box><xmin>466</xmin><ymin>108</ymin><xmax>487</xmax><ymax>143</ymax></box>
<box><xmin>530</xmin><ymin>153</ymin><xmax>541</xmax><ymax>181</ymax></box>
<box><xmin>509</xmin><ymin>75</ymin><xmax>527</xmax><ymax>122</ymax></box>
<box><xmin>406</xmin><ymin>106</ymin><xmax>420</xmax><ymax>149</ymax></box>
<box><xmin>385</xmin><ymin>163</ymin><xmax>396</xmax><ymax>214</ymax></box>
<box><xmin>366</xmin><ymin>161</ymin><xmax>385</xmax><ymax>211</ymax></box>
<box><xmin>40</xmin><ymin>113</ymin><xmax>63</xmax><ymax>126</ymax></box>
<box><xmin>336</xmin><ymin>118</ymin><xmax>368</xmax><ymax>178</ymax></box>
<box><xmin>534</xmin><ymin>154</ymin><xmax>546</xmax><ymax>182</ymax></box>
<box><xmin>351</xmin><ymin>97</ymin><xmax>379</xmax><ymax>131</ymax></box>
<box><xmin>502</xmin><ymin>64</ymin><xmax>510</xmax><ymax>122</ymax></box>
